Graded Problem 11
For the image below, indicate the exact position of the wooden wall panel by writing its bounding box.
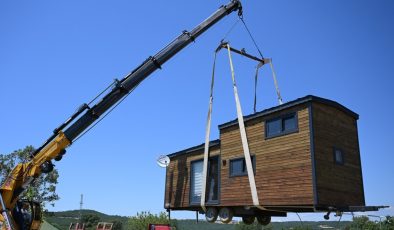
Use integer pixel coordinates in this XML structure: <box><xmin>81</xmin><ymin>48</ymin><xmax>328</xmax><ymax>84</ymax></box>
<box><xmin>165</xmin><ymin>98</ymin><xmax>365</xmax><ymax>211</ymax></box>
<box><xmin>165</xmin><ymin>147</ymin><xmax>220</xmax><ymax>209</ymax></box>
<box><xmin>312</xmin><ymin>102</ymin><xmax>365</xmax><ymax>206</ymax></box>
<box><xmin>219</xmin><ymin>105</ymin><xmax>314</xmax><ymax>207</ymax></box>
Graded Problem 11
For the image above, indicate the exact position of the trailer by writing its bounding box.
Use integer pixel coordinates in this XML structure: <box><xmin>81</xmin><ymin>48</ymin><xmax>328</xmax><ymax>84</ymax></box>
<box><xmin>163</xmin><ymin>95</ymin><xmax>383</xmax><ymax>225</ymax></box>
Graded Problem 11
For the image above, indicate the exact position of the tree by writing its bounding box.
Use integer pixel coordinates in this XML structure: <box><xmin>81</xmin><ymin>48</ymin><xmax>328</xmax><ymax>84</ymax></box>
<box><xmin>111</xmin><ymin>220</ymin><xmax>123</xmax><ymax>230</ymax></box>
<box><xmin>81</xmin><ymin>214</ymin><xmax>101</xmax><ymax>229</ymax></box>
<box><xmin>235</xmin><ymin>221</ymin><xmax>272</xmax><ymax>230</ymax></box>
<box><xmin>346</xmin><ymin>216</ymin><xmax>379</xmax><ymax>230</ymax></box>
<box><xmin>0</xmin><ymin>146</ymin><xmax>60</xmax><ymax>208</ymax></box>
<box><xmin>291</xmin><ymin>227</ymin><xmax>312</xmax><ymax>230</ymax></box>
<box><xmin>383</xmin><ymin>216</ymin><xmax>394</xmax><ymax>230</ymax></box>
<box><xmin>127</xmin><ymin>211</ymin><xmax>175</xmax><ymax>230</ymax></box>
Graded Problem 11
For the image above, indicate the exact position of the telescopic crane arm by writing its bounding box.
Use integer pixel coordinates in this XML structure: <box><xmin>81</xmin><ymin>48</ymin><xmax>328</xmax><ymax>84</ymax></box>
<box><xmin>0</xmin><ymin>1</ymin><xmax>242</xmax><ymax>230</ymax></box>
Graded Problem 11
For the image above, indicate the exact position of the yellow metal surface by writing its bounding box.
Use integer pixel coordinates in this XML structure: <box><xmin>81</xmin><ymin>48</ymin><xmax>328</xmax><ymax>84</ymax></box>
<box><xmin>30</xmin><ymin>220</ymin><xmax>41</xmax><ymax>230</ymax></box>
<box><xmin>0</xmin><ymin>131</ymin><xmax>70</xmax><ymax>230</ymax></box>
<box><xmin>0</xmin><ymin>214</ymin><xmax>4</xmax><ymax>230</ymax></box>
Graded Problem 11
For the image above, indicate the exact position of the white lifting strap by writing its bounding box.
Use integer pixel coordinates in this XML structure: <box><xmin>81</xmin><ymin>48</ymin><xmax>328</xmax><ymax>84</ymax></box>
<box><xmin>200</xmin><ymin>52</ymin><xmax>217</xmax><ymax>212</ymax></box>
<box><xmin>225</xmin><ymin>44</ymin><xmax>266</xmax><ymax>210</ymax></box>
<box><xmin>254</xmin><ymin>58</ymin><xmax>283</xmax><ymax>111</ymax></box>
<box><xmin>253</xmin><ymin>62</ymin><xmax>263</xmax><ymax>113</ymax></box>
<box><xmin>266</xmin><ymin>58</ymin><xmax>283</xmax><ymax>105</ymax></box>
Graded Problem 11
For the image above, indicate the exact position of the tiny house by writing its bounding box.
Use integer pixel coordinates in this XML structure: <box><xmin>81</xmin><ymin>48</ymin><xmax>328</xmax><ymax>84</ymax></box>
<box><xmin>163</xmin><ymin>95</ymin><xmax>368</xmax><ymax>225</ymax></box>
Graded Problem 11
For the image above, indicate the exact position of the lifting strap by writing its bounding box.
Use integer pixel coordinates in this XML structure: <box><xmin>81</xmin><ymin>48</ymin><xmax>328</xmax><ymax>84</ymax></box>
<box><xmin>254</xmin><ymin>59</ymin><xmax>283</xmax><ymax>113</ymax></box>
<box><xmin>253</xmin><ymin>62</ymin><xmax>263</xmax><ymax>113</ymax></box>
<box><xmin>201</xmin><ymin>43</ymin><xmax>269</xmax><ymax>211</ymax></box>
<box><xmin>225</xmin><ymin>43</ymin><xmax>264</xmax><ymax>209</ymax></box>
<box><xmin>267</xmin><ymin>59</ymin><xmax>283</xmax><ymax>105</ymax></box>
<box><xmin>200</xmin><ymin>52</ymin><xmax>217</xmax><ymax>212</ymax></box>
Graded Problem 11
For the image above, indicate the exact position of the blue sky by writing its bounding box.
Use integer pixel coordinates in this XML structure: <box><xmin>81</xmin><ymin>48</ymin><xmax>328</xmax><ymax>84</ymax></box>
<box><xmin>1</xmin><ymin>0</ymin><xmax>393</xmax><ymax>222</ymax></box>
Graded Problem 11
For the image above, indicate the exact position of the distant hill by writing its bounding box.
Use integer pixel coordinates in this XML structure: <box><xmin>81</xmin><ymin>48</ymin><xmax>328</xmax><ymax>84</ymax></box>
<box><xmin>44</xmin><ymin>209</ymin><xmax>128</xmax><ymax>230</ymax></box>
<box><xmin>44</xmin><ymin>210</ymin><xmax>352</xmax><ymax>230</ymax></box>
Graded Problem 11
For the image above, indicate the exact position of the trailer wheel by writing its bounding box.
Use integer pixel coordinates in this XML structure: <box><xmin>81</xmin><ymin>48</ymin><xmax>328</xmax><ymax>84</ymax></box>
<box><xmin>257</xmin><ymin>215</ymin><xmax>271</xmax><ymax>226</ymax></box>
<box><xmin>242</xmin><ymin>216</ymin><xmax>255</xmax><ymax>225</ymax></box>
<box><xmin>205</xmin><ymin>207</ymin><xmax>218</xmax><ymax>223</ymax></box>
<box><xmin>218</xmin><ymin>207</ymin><xmax>233</xmax><ymax>224</ymax></box>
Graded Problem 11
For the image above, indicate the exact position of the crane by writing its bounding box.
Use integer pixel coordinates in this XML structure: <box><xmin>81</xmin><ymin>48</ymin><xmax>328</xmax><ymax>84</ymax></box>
<box><xmin>0</xmin><ymin>1</ymin><xmax>243</xmax><ymax>230</ymax></box>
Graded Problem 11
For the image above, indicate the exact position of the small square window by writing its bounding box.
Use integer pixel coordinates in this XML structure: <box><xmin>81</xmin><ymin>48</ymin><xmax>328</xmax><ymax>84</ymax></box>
<box><xmin>283</xmin><ymin>116</ymin><xmax>297</xmax><ymax>131</ymax></box>
<box><xmin>333</xmin><ymin>148</ymin><xmax>344</xmax><ymax>165</ymax></box>
<box><xmin>265</xmin><ymin>113</ymin><xmax>298</xmax><ymax>138</ymax></box>
<box><xmin>229</xmin><ymin>156</ymin><xmax>255</xmax><ymax>177</ymax></box>
<box><xmin>266</xmin><ymin>119</ymin><xmax>281</xmax><ymax>136</ymax></box>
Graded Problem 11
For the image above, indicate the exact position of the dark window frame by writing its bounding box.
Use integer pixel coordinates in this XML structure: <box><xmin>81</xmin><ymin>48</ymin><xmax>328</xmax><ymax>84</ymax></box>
<box><xmin>229</xmin><ymin>155</ymin><xmax>256</xmax><ymax>177</ymax></box>
<box><xmin>189</xmin><ymin>156</ymin><xmax>221</xmax><ymax>206</ymax></box>
<box><xmin>333</xmin><ymin>147</ymin><xmax>345</xmax><ymax>165</ymax></box>
<box><xmin>206</xmin><ymin>155</ymin><xmax>220</xmax><ymax>205</ymax></box>
<box><xmin>265</xmin><ymin>112</ymin><xmax>298</xmax><ymax>139</ymax></box>
<box><xmin>189</xmin><ymin>159</ymin><xmax>203</xmax><ymax>205</ymax></box>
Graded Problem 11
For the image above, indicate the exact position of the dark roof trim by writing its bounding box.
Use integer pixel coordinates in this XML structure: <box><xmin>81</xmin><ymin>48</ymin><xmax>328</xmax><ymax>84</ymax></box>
<box><xmin>218</xmin><ymin>95</ymin><xmax>359</xmax><ymax>130</ymax></box>
<box><xmin>167</xmin><ymin>139</ymin><xmax>220</xmax><ymax>158</ymax></box>
<box><xmin>167</xmin><ymin>95</ymin><xmax>358</xmax><ymax>158</ymax></box>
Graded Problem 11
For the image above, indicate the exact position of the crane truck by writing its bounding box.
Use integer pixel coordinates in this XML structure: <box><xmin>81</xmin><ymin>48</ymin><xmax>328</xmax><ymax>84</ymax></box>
<box><xmin>0</xmin><ymin>1</ymin><xmax>243</xmax><ymax>229</ymax></box>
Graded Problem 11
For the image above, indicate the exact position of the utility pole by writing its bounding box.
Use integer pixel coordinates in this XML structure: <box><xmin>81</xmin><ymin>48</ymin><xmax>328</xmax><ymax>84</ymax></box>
<box><xmin>79</xmin><ymin>194</ymin><xmax>83</xmax><ymax>224</ymax></box>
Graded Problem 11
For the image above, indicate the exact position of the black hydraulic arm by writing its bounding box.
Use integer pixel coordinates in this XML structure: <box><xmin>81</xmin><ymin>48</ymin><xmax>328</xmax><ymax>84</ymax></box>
<box><xmin>61</xmin><ymin>0</ymin><xmax>242</xmax><ymax>142</ymax></box>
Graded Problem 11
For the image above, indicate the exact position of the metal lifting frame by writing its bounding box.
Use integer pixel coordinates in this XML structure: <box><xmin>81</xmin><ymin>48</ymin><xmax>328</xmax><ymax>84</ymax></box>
<box><xmin>216</xmin><ymin>41</ymin><xmax>283</xmax><ymax>108</ymax></box>
<box><xmin>201</xmin><ymin>42</ymin><xmax>272</xmax><ymax>211</ymax></box>
<box><xmin>215</xmin><ymin>41</ymin><xmax>265</xmax><ymax>62</ymax></box>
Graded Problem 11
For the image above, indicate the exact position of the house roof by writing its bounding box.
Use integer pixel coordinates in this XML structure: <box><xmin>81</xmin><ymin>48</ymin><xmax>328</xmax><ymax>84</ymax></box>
<box><xmin>167</xmin><ymin>95</ymin><xmax>358</xmax><ymax>158</ymax></box>
<box><xmin>40</xmin><ymin>220</ymin><xmax>59</xmax><ymax>230</ymax></box>
<box><xmin>167</xmin><ymin>139</ymin><xmax>220</xmax><ymax>158</ymax></box>
<box><xmin>218</xmin><ymin>95</ymin><xmax>359</xmax><ymax>130</ymax></box>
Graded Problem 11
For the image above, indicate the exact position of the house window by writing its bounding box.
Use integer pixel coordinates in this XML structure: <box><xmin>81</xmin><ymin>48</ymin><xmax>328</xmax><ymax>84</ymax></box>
<box><xmin>229</xmin><ymin>156</ymin><xmax>255</xmax><ymax>177</ymax></box>
<box><xmin>190</xmin><ymin>157</ymin><xmax>220</xmax><ymax>205</ymax></box>
<box><xmin>265</xmin><ymin>113</ymin><xmax>298</xmax><ymax>138</ymax></box>
<box><xmin>333</xmin><ymin>148</ymin><xmax>344</xmax><ymax>165</ymax></box>
<box><xmin>190</xmin><ymin>160</ymin><xmax>203</xmax><ymax>204</ymax></box>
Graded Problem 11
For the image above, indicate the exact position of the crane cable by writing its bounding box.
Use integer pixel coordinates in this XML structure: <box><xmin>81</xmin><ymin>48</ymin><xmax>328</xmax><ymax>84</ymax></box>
<box><xmin>240</xmin><ymin>17</ymin><xmax>264</xmax><ymax>59</ymax></box>
<box><xmin>221</xmin><ymin>18</ymin><xmax>240</xmax><ymax>41</ymax></box>
<box><xmin>241</xmin><ymin>16</ymin><xmax>283</xmax><ymax>110</ymax></box>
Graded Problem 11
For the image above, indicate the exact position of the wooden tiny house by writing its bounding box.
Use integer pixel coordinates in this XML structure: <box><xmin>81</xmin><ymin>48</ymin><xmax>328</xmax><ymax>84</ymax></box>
<box><xmin>164</xmin><ymin>95</ymin><xmax>368</xmax><ymax>224</ymax></box>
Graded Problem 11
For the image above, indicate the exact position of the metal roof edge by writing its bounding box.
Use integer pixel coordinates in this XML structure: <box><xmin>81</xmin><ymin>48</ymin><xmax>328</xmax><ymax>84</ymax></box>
<box><xmin>218</xmin><ymin>95</ymin><xmax>359</xmax><ymax>130</ymax></box>
<box><xmin>167</xmin><ymin>139</ymin><xmax>220</xmax><ymax>158</ymax></box>
<box><xmin>166</xmin><ymin>95</ymin><xmax>359</xmax><ymax>158</ymax></box>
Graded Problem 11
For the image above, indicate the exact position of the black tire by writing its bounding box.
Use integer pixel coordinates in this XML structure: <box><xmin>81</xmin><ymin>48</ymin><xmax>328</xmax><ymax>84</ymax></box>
<box><xmin>205</xmin><ymin>207</ymin><xmax>218</xmax><ymax>223</ymax></box>
<box><xmin>218</xmin><ymin>207</ymin><xmax>233</xmax><ymax>224</ymax></box>
<box><xmin>40</xmin><ymin>161</ymin><xmax>54</xmax><ymax>173</ymax></box>
<box><xmin>54</xmin><ymin>155</ymin><xmax>63</xmax><ymax>161</ymax></box>
<box><xmin>257</xmin><ymin>215</ymin><xmax>271</xmax><ymax>226</ymax></box>
<box><xmin>242</xmin><ymin>216</ymin><xmax>255</xmax><ymax>225</ymax></box>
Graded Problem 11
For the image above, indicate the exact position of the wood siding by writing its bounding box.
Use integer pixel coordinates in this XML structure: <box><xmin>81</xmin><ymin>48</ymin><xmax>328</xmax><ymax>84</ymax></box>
<box><xmin>165</xmin><ymin>146</ymin><xmax>220</xmax><ymax>209</ymax></box>
<box><xmin>164</xmin><ymin>96</ymin><xmax>365</xmax><ymax>211</ymax></box>
<box><xmin>312</xmin><ymin>102</ymin><xmax>365</xmax><ymax>207</ymax></box>
<box><xmin>219</xmin><ymin>105</ymin><xmax>314</xmax><ymax>207</ymax></box>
